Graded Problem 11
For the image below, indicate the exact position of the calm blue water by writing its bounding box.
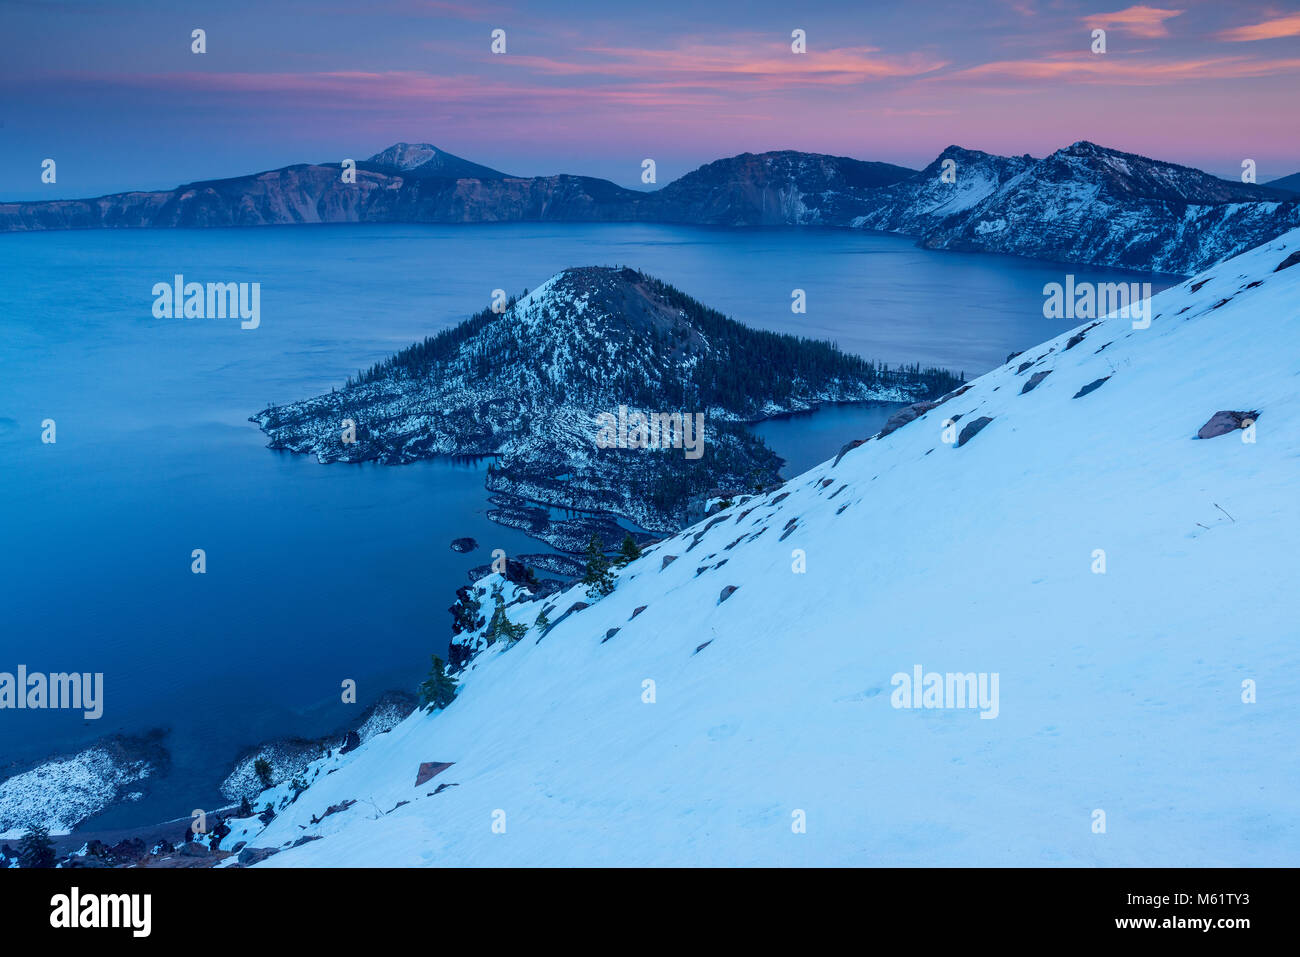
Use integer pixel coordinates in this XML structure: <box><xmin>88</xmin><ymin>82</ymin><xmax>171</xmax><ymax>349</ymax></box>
<box><xmin>0</xmin><ymin>223</ymin><xmax>1173</xmax><ymax>828</ymax></box>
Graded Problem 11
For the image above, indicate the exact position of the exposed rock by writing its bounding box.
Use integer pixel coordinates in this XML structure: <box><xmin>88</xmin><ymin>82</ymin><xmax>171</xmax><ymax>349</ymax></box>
<box><xmin>957</xmin><ymin>416</ymin><xmax>995</xmax><ymax>447</ymax></box>
<box><xmin>660</xmin><ymin>555</ymin><xmax>678</xmax><ymax>570</ymax></box>
<box><xmin>1020</xmin><ymin>370</ymin><xmax>1052</xmax><ymax>394</ymax></box>
<box><xmin>602</xmin><ymin>627</ymin><xmax>621</xmax><ymax>643</ymax></box>
<box><xmin>1073</xmin><ymin>377</ymin><xmax>1111</xmax><ymax>399</ymax></box>
<box><xmin>450</xmin><ymin>537</ymin><xmax>479</xmax><ymax>553</ymax></box>
<box><xmin>1275</xmin><ymin>251</ymin><xmax>1300</xmax><ymax>272</ymax></box>
<box><xmin>832</xmin><ymin>438</ymin><xmax>868</xmax><ymax>466</ymax></box>
<box><xmin>1064</xmin><ymin>323</ymin><xmax>1100</xmax><ymax>351</ymax></box>
<box><xmin>311</xmin><ymin>799</ymin><xmax>357</xmax><ymax>825</ymax></box>
<box><xmin>1196</xmin><ymin>410</ymin><xmax>1259</xmax><ymax>439</ymax></box>
<box><xmin>237</xmin><ymin>846</ymin><xmax>280</xmax><ymax>867</ymax></box>
<box><xmin>718</xmin><ymin>585</ymin><xmax>739</xmax><ymax>604</ymax></box>
<box><xmin>415</xmin><ymin>762</ymin><xmax>455</xmax><ymax>788</ymax></box>
<box><xmin>877</xmin><ymin>399</ymin><xmax>939</xmax><ymax>439</ymax></box>
<box><xmin>339</xmin><ymin>730</ymin><xmax>361</xmax><ymax>754</ymax></box>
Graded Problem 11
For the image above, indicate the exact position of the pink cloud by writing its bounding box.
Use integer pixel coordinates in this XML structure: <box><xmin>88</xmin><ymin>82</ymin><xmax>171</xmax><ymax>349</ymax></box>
<box><xmin>944</xmin><ymin>51</ymin><xmax>1300</xmax><ymax>85</ymax></box>
<box><xmin>1082</xmin><ymin>5</ymin><xmax>1185</xmax><ymax>38</ymax></box>
<box><xmin>423</xmin><ymin>37</ymin><xmax>948</xmax><ymax>88</ymax></box>
<box><xmin>1218</xmin><ymin>13</ymin><xmax>1300</xmax><ymax>42</ymax></box>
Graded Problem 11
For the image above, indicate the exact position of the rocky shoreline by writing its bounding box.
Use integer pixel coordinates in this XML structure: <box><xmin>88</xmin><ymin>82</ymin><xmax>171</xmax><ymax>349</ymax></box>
<box><xmin>0</xmin><ymin>691</ymin><xmax>418</xmax><ymax>864</ymax></box>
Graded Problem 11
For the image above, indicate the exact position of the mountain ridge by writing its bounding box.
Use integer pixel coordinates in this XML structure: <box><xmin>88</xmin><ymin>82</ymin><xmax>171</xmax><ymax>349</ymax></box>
<box><xmin>5</xmin><ymin>140</ymin><xmax>1298</xmax><ymax>275</ymax></box>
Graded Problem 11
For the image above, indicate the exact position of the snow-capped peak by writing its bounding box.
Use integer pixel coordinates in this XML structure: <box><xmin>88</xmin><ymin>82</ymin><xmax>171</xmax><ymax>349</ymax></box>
<box><xmin>367</xmin><ymin>143</ymin><xmax>441</xmax><ymax>170</ymax></box>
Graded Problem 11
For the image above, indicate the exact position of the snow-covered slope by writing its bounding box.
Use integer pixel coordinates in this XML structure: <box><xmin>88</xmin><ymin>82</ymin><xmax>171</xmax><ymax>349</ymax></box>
<box><xmin>224</xmin><ymin>232</ymin><xmax>1299</xmax><ymax>866</ymax></box>
<box><xmin>916</xmin><ymin>142</ymin><xmax>1300</xmax><ymax>274</ymax></box>
<box><xmin>851</xmin><ymin>146</ymin><xmax>1036</xmax><ymax>233</ymax></box>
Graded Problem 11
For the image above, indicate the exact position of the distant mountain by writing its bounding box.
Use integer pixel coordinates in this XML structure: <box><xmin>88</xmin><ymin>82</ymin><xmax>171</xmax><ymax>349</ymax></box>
<box><xmin>644</xmin><ymin>150</ymin><xmax>915</xmax><ymax>225</ymax></box>
<box><xmin>850</xmin><ymin>145</ymin><xmax>1037</xmax><ymax>234</ymax></box>
<box><xmin>365</xmin><ymin>142</ymin><xmax>508</xmax><ymax>179</ymax></box>
<box><xmin>1265</xmin><ymin>171</ymin><xmax>1300</xmax><ymax>195</ymax></box>
<box><xmin>912</xmin><ymin>141</ymin><xmax>1300</xmax><ymax>274</ymax></box>
<box><xmin>3</xmin><ymin>140</ymin><xmax>1298</xmax><ymax>275</ymax></box>
<box><xmin>252</xmin><ymin>266</ymin><xmax>961</xmax><ymax>534</ymax></box>
<box><xmin>212</xmin><ymin>228</ymin><xmax>1300</xmax><ymax>867</ymax></box>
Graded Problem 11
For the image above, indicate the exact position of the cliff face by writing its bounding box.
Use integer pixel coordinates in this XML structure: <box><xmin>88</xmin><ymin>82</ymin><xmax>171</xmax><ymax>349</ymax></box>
<box><xmin>0</xmin><ymin>165</ymin><xmax>650</xmax><ymax>231</ymax></box>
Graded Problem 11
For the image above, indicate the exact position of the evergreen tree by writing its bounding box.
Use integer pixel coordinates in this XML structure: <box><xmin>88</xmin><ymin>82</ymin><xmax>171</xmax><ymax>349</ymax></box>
<box><xmin>418</xmin><ymin>654</ymin><xmax>459</xmax><ymax>710</ymax></box>
<box><xmin>238</xmin><ymin>795</ymin><xmax>253</xmax><ymax>817</ymax></box>
<box><xmin>485</xmin><ymin>594</ymin><xmax>527</xmax><ymax>645</ymax></box>
<box><xmin>18</xmin><ymin>825</ymin><xmax>56</xmax><ymax>869</ymax></box>
<box><xmin>614</xmin><ymin>532</ymin><xmax>642</xmax><ymax>567</ymax></box>
<box><xmin>581</xmin><ymin>533</ymin><xmax>615</xmax><ymax>598</ymax></box>
<box><xmin>253</xmin><ymin>757</ymin><xmax>274</xmax><ymax>790</ymax></box>
<box><xmin>450</xmin><ymin>586</ymin><xmax>484</xmax><ymax>635</ymax></box>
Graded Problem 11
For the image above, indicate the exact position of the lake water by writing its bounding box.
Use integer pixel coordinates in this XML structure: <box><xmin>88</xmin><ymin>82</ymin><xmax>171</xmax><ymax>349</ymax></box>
<box><xmin>0</xmin><ymin>223</ymin><xmax>1173</xmax><ymax>828</ymax></box>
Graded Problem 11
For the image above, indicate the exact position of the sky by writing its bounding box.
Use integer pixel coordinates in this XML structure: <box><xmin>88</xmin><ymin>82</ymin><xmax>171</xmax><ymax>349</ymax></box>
<box><xmin>2</xmin><ymin>0</ymin><xmax>1298</xmax><ymax>200</ymax></box>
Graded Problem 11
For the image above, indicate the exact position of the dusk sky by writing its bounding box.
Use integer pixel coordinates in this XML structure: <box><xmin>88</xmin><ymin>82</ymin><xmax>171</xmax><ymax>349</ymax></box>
<box><xmin>3</xmin><ymin>0</ymin><xmax>1298</xmax><ymax>200</ymax></box>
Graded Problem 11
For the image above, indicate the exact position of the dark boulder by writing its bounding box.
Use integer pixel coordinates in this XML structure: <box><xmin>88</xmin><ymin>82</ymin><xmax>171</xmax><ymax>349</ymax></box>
<box><xmin>339</xmin><ymin>730</ymin><xmax>361</xmax><ymax>754</ymax></box>
<box><xmin>956</xmin><ymin>416</ymin><xmax>994</xmax><ymax>448</ymax></box>
<box><xmin>832</xmin><ymin>438</ymin><xmax>868</xmax><ymax>466</ymax></box>
<box><xmin>1073</xmin><ymin>376</ymin><xmax>1111</xmax><ymax>399</ymax></box>
<box><xmin>1020</xmin><ymin>370</ymin><xmax>1052</xmax><ymax>394</ymax></box>
<box><xmin>415</xmin><ymin>761</ymin><xmax>455</xmax><ymax>787</ymax></box>
<box><xmin>878</xmin><ymin>400</ymin><xmax>939</xmax><ymax>439</ymax></box>
<box><xmin>450</xmin><ymin>537</ymin><xmax>478</xmax><ymax>553</ymax></box>
<box><xmin>1196</xmin><ymin>410</ymin><xmax>1259</xmax><ymax>439</ymax></box>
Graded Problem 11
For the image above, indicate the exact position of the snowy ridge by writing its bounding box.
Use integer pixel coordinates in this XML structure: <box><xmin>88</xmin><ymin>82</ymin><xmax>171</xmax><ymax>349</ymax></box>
<box><xmin>914</xmin><ymin>142</ymin><xmax>1300</xmax><ymax>273</ymax></box>
<box><xmin>212</xmin><ymin>231</ymin><xmax>1299</xmax><ymax>866</ymax></box>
